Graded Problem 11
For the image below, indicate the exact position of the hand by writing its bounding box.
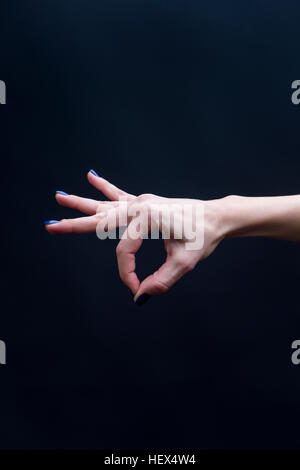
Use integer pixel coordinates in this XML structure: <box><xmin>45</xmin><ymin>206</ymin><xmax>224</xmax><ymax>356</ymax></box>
<box><xmin>44</xmin><ymin>170</ymin><xmax>226</xmax><ymax>305</ymax></box>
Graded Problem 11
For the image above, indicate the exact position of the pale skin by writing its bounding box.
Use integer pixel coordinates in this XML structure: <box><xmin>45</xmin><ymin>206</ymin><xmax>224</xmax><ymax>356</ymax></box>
<box><xmin>44</xmin><ymin>170</ymin><xmax>300</xmax><ymax>306</ymax></box>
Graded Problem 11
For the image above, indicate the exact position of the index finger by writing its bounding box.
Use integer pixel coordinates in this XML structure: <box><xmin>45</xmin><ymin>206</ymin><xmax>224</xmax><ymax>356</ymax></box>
<box><xmin>115</xmin><ymin>222</ymin><xmax>145</xmax><ymax>295</ymax></box>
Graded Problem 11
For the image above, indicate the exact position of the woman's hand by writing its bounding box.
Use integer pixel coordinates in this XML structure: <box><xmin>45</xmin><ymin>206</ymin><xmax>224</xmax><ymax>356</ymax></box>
<box><xmin>45</xmin><ymin>170</ymin><xmax>225</xmax><ymax>305</ymax></box>
<box><xmin>45</xmin><ymin>170</ymin><xmax>300</xmax><ymax>304</ymax></box>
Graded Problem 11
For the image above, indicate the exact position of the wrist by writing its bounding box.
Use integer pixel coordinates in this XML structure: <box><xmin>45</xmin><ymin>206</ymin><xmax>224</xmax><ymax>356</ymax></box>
<box><xmin>204</xmin><ymin>196</ymin><xmax>241</xmax><ymax>242</ymax></box>
<box><xmin>214</xmin><ymin>195</ymin><xmax>248</xmax><ymax>239</ymax></box>
<box><xmin>216</xmin><ymin>194</ymin><xmax>297</xmax><ymax>240</ymax></box>
<box><xmin>206</xmin><ymin>193</ymin><xmax>300</xmax><ymax>243</ymax></box>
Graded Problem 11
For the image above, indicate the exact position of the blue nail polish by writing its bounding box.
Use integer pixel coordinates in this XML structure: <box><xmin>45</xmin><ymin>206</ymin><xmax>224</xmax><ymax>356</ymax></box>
<box><xmin>44</xmin><ymin>220</ymin><xmax>60</xmax><ymax>225</ymax></box>
<box><xmin>89</xmin><ymin>169</ymin><xmax>100</xmax><ymax>177</ymax></box>
<box><xmin>135</xmin><ymin>293</ymin><xmax>151</xmax><ymax>306</ymax></box>
<box><xmin>56</xmin><ymin>190</ymin><xmax>69</xmax><ymax>196</ymax></box>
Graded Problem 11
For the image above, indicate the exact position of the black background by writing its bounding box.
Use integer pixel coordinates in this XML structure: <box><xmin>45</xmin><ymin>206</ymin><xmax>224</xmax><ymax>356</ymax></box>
<box><xmin>1</xmin><ymin>0</ymin><xmax>300</xmax><ymax>449</ymax></box>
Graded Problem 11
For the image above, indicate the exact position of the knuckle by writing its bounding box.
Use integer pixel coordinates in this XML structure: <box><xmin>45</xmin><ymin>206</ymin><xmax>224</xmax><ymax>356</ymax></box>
<box><xmin>133</xmin><ymin>197</ymin><xmax>152</xmax><ymax>218</ymax></box>
<box><xmin>152</xmin><ymin>278</ymin><xmax>170</xmax><ymax>294</ymax></box>
<box><xmin>137</xmin><ymin>193</ymin><xmax>153</xmax><ymax>203</ymax></box>
<box><xmin>141</xmin><ymin>201</ymin><xmax>152</xmax><ymax>215</ymax></box>
<box><xmin>96</xmin><ymin>203</ymin><xmax>103</xmax><ymax>213</ymax></box>
<box><xmin>95</xmin><ymin>210</ymin><xmax>105</xmax><ymax>220</ymax></box>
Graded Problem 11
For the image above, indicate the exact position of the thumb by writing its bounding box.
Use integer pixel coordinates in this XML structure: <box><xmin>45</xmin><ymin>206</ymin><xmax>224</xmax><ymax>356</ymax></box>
<box><xmin>133</xmin><ymin>251</ymin><xmax>195</xmax><ymax>306</ymax></box>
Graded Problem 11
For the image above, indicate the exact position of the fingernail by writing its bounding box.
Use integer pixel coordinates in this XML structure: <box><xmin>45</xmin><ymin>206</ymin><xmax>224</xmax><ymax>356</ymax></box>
<box><xmin>56</xmin><ymin>190</ymin><xmax>69</xmax><ymax>196</ymax></box>
<box><xmin>89</xmin><ymin>169</ymin><xmax>100</xmax><ymax>177</ymax></box>
<box><xmin>135</xmin><ymin>293</ymin><xmax>151</xmax><ymax>306</ymax></box>
<box><xmin>44</xmin><ymin>220</ymin><xmax>60</xmax><ymax>225</ymax></box>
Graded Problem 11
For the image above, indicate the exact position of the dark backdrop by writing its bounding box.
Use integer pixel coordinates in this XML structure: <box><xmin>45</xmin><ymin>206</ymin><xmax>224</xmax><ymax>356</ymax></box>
<box><xmin>1</xmin><ymin>0</ymin><xmax>300</xmax><ymax>449</ymax></box>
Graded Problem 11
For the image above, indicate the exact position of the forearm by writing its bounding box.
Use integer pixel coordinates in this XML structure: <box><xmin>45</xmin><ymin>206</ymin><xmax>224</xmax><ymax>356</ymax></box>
<box><xmin>218</xmin><ymin>195</ymin><xmax>300</xmax><ymax>242</ymax></box>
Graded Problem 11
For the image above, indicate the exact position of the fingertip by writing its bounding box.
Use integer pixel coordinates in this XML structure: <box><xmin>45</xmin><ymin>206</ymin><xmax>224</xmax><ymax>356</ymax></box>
<box><xmin>88</xmin><ymin>169</ymin><xmax>100</xmax><ymax>178</ymax></box>
<box><xmin>135</xmin><ymin>293</ymin><xmax>151</xmax><ymax>307</ymax></box>
<box><xmin>44</xmin><ymin>220</ymin><xmax>60</xmax><ymax>225</ymax></box>
<box><xmin>44</xmin><ymin>220</ymin><xmax>61</xmax><ymax>232</ymax></box>
<box><xmin>55</xmin><ymin>192</ymin><xmax>69</xmax><ymax>204</ymax></box>
<box><xmin>55</xmin><ymin>192</ymin><xmax>69</xmax><ymax>206</ymax></box>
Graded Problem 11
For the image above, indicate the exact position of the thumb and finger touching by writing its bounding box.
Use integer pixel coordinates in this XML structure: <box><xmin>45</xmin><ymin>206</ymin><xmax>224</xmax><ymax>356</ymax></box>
<box><xmin>116</xmin><ymin>215</ymin><xmax>193</xmax><ymax>304</ymax></box>
<box><xmin>46</xmin><ymin>172</ymin><xmax>195</xmax><ymax>304</ymax></box>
